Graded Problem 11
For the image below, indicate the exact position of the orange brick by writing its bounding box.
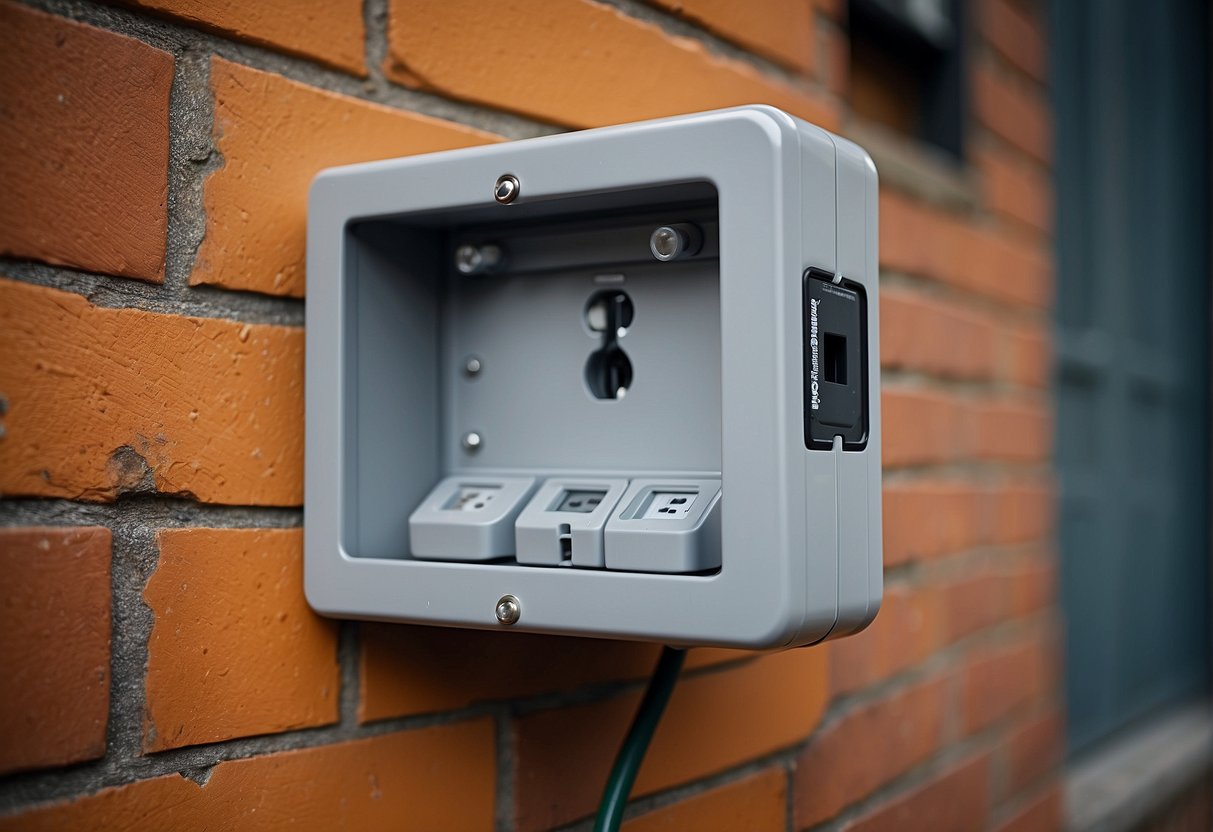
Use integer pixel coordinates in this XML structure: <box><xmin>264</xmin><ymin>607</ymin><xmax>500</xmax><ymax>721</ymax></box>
<box><xmin>383</xmin><ymin>0</ymin><xmax>839</xmax><ymax>131</ymax></box>
<box><xmin>882</xmin><ymin>480</ymin><xmax>984</xmax><ymax>566</ymax></box>
<box><xmin>1007</xmin><ymin>324</ymin><xmax>1051</xmax><ymax>388</ymax></box>
<box><xmin>0</xmin><ymin>720</ymin><xmax>496</xmax><ymax>831</ymax></box>
<box><xmin>795</xmin><ymin>675</ymin><xmax>949</xmax><ymax>826</ymax></box>
<box><xmin>1006</xmin><ymin>558</ymin><xmax>1056</xmax><ymax>616</ymax></box>
<box><xmin>830</xmin><ymin>584</ymin><xmax>940</xmax><ymax>697</ymax></box>
<box><xmin>361</xmin><ymin>625</ymin><xmax>657</xmax><ymax>721</ymax></box>
<box><xmin>117</xmin><ymin>0</ymin><xmax>366</xmax><ymax>75</ymax></box>
<box><xmin>143</xmin><ymin>528</ymin><xmax>336</xmax><ymax>751</ymax></box>
<box><xmin>1004</xmin><ymin>710</ymin><xmax>1063</xmax><ymax>797</ymax></box>
<box><xmin>0</xmin><ymin>3</ymin><xmax>171</xmax><ymax>282</ymax></box>
<box><xmin>647</xmin><ymin>0</ymin><xmax>816</xmax><ymax>73</ymax></box>
<box><xmin>973</xmin><ymin>63</ymin><xmax>1051</xmax><ymax>163</ymax></box>
<box><xmin>823</xmin><ymin>24</ymin><xmax>849</xmax><ymax>97</ymax></box>
<box><xmin>973</xmin><ymin>398</ymin><xmax>1052</xmax><ymax>462</ymax></box>
<box><xmin>843</xmin><ymin>754</ymin><xmax>991</xmax><ymax>832</ymax></box>
<box><xmin>995</xmin><ymin>785</ymin><xmax>1063</xmax><ymax>832</ymax></box>
<box><xmin>963</xmin><ymin>635</ymin><xmax>1054</xmax><ymax>734</ymax></box>
<box><xmin>514</xmin><ymin>648</ymin><xmax>829</xmax><ymax>831</ymax></box>
<box><xmin>940</xmin><ymin>570</ymin><xmax>1008</xmax><ymax>644</ymax></box>
<box><xmin>985</xmin><ymin>480</ymin><xmax>1054</xmax><ymax>545</ymax></box>
<box><xmin>881</xmin><ymin>388</ymin><xmax>972</xmax><ymax>468</ymax></box>
<box><xmin>0</xmin><ymin>278</ymin><xmax>303</xmax><ymax>506</ymax></box>
<box><xmin>977</xmin><ymin>146</ymin><xmax>1052</xmax><ymax>234</ymax></box>
<box><xmin>0</xmin><ymin>527</ymin><xmax>110</xmax><ymax>776</ymax></box>
<box><xmin>192</xmin><ymin>59</ymin><xmax>496</xmax><ymax>298</ymax></box>
<box><xmin>880</xmin><ymin>288</ymin><xmax>998</xmax><ymax>380</ymax></box>
<box><xmin>880</xmin><ymin>190</ymin><xmax>1052</xmax><ymax>309</ymax></box>
<box><xmin>624</xmin><ymin>768</ymin><xmax>787</xmax><ymax>832</ymax></box>
<box><xmin>360</xmin><ymin>625</ymin><xmax>745</xmax><ymax>722</ymax></box>
<box><xmin>982</xmin><ymin>0</ymin><xmax>1046</xmax><ymax>83</ymax></box>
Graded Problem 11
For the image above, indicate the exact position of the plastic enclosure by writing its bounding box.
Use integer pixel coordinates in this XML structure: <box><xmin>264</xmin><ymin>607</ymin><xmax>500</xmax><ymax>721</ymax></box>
<box><xmin>305</xmin><ymin>105</ymin><xmax>882</xmax><ymax>649</ymax></box>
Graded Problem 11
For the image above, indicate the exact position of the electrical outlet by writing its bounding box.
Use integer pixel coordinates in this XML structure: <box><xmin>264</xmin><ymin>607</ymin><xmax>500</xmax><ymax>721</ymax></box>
<box><xmin>554</xmin><ymin>490</ymin><xmax>607</xmax><ymax>513</ymax></box>
<box><xmin>443</xmin><ymin>485</ymin><xmax>501</xmax><ymax>512</ymax></box>
<box><xmin>641</xmin><ymin>492</ymin><xmax>697</xmax><ymax>519</ymax></box>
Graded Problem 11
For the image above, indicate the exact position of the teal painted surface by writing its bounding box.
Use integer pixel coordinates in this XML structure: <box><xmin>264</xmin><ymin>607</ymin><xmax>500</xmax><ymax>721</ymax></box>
<box><xmin>1051</xmin><ymin>0</ymin><xmax>1210</xmax><ymax>754</ymax></box>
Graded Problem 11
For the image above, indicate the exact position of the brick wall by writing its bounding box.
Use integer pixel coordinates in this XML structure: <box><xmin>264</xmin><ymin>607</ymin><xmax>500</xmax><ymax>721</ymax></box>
<box><xmin>0</xmin><ymin>0</ymin><xmax>1059</xmax><ymax>829</ymax></box>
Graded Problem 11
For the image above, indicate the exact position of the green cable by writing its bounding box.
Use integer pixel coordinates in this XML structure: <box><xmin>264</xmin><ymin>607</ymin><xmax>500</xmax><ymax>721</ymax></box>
<box><xmin>593</xmin><ymin>645</ymin><xmax>687</xmax><ymax>832</ymax></box>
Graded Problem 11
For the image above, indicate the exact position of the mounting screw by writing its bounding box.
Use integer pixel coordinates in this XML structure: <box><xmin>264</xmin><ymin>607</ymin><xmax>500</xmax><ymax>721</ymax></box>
<box><xmin>462</xmin><ymin>431</ymin><xmax>482</xmax><ymax>452</ymax></box>
<box><xmin>495</xmin><ymin>595</ymin><xmax>521</xmax><ymax>625</ymax></box>
<box><xmin>464</xmin><ymin>356</ymin><xmax>482</xmax><ymax>376</ymax></box>
<box><xmin>454</xmin><ymin>243</ymin><xmax>503</xmax><ymax>275</ymax></box>
<box><xmin>650</xmin><ymin>224</ymin><xmax>702</xmax><ymax>261</ymax></box>
<box><xmin>494</xmin><ymin>174</ymin><xmax>520</xmax><ymax>204</ymax></box>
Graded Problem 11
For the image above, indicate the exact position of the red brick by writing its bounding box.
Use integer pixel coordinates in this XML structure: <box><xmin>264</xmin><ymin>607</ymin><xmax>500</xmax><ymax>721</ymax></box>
<box><xmin>0</xmin><ymin>720</ymin><xmax>496</xmax><ymax>831</ymax></box>
<box><xmin>883</xmin><ymin>480</ymin><xmax>984</xmax><ymax>566</ymax></box>
<box><xmin>1004</xmin><ymin>710</ymin><xmax>1063</xmax><ymax>797</ymax></box>
<box><xmin>963</xmin><ymin>635</ymin><xmax>1054</xmax><ymax>734</ymax></box>
<box><xmin>795</xmin><ymin>676</ymin><xmax>949</xmax><ymax>827</ymax></box>
<box><xmin>843</xmin><ymin>754</ymin><xmax>991</xmax><ymax>832</ymax></box>
<box><xmin>995</xmin><ymin>785</ymin><xmax>1063</xmax><ymax>832</ymax></box>
<box><xmin>973</xmin><ymin>63</ymin><xmax>1051</xmax><ymax>163</ymax></box>
<box><xmin>1007</xmin><ymin>324</ymin><xmax>1051</xmax><ymax>388</ymax></box>
<box><xmin>360</xmin><ymin>625</ymin><xmax>745</xmax><ymax>722</ymax></box>
<box><xmin>977</xmin><ymin>146</ymin><xmax>1053</xmax><ymax>234</ymax></box>
<box><xmin>143</xmin><ymin>528</ymin><xmax>338</xmax><ymax>751</ymax></box>
<box><xmin>0</xmin><ymin>278</ymin><xmax>304</xmax><ymax>506</ymax></box>
<box><xmin>117</xmin><ymin>0</ymin><xmax>366</xmax><ymax>75</ymax></box>
<box><xmin>514</xmin><ymin>648</ymin><xmax>829</xmax><ymax>831</ymax></box>
<box><xmin>940</xmin><ymin>570</ymin><xmax>1008</xmax><ymax>644</ymax></box>
<box><xmin>647</xmin><ymin>0</ymin><xmax>816</xmax><ymax>73</ymax></box>
<box><xmin>823</xmin><ymin>24</ymin><xmax>849</xmax><ymax>97</ymax></box>
<box><xmin>0</xmin><ymin>3</ymin><xmax>171</xmax><ymax>282</ymax></box>
<box><xmin>985</xmin><ymin>480</ymin><xmax>1055</xmax><ymax>545</ymax></box>
<box><xmin>830</xmin><ymin>585</ymin><xmax>940</xmax><ymax>697</ymax></box>
<box><xmin>624</xmin><ymin>768</ymin><xmax>787</xmax><ymax>832</ymax></box>
<box><xmin>880</xmin><ymin>190</ymin><xmax>1052</xmax><ymax>308</ymax></box>
<box><xmin>981</xmin><ymin>0</ymin><xmax>1047</xmax><ymax>83</ymax></box>
<box><xmin>0</xmin><ymin>528</ymin><xmax>110</xmax><ymax>776</ymax></box>
<box><xmin>881</xmin><ymin>288</ymin><xmax>999</xmax><ymax>380</ymax></box>
<box><xmin>1006</xmin><ymin>558</ymin><xmax>1056</xmax><ymax>616</ymax></box>
<box><xmin>881</xmin><ymin>388</ymin><xmax>972</xmax><ymax>468</ymax></box>
<box><xmin>973</xmin><ymin>398</ymin><xmax>1052</xmax><ymax>462</ymax></box>
<box><xmin>192</xmin><ymin>59</ymin><xmax>496</xmax><ymax>297</ymax></box>
<box><xmin>383</xmin><ymin>0</ymin><xmax>839</xmax><ymax>131</ymax></box>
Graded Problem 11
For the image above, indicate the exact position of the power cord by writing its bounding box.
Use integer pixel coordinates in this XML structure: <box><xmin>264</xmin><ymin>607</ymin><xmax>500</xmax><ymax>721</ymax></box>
<box><xmin>593</xmin><ymin>645</ymin><xmax>687</xmax><ymax>832</ymax></box>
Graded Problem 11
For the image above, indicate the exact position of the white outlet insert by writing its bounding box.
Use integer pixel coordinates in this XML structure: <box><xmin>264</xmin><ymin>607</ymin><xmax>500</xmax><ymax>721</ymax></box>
<box><xmin>443</xmin><ymin>485</ymin><xmax>500</xmax><ymax>512</ymax></box>
<box><xmin>642</xmin><ymin>491</ymin><xmax>698</xmax><ymax>520</ymax></box>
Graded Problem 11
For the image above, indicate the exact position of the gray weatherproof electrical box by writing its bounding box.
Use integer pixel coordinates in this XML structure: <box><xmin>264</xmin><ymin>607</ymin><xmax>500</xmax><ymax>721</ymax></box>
<box><xmin>305</xmin><ymin>105</ymin><xmax>881</xmax><ymax>649</ymax></box>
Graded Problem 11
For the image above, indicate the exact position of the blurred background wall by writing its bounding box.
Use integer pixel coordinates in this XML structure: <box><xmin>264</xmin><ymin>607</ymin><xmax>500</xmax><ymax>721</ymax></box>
<box><xmin>0</xmin><ymin>0</ymin><xmax>1207</xmax><ymax>830</ymax></box>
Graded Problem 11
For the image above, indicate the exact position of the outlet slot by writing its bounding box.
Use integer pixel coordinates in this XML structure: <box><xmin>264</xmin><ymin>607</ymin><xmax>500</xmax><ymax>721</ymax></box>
<box><xmin>558</xmin><ymin>524</ymin><xmax>573</xmax><ymax>562</ymax></box>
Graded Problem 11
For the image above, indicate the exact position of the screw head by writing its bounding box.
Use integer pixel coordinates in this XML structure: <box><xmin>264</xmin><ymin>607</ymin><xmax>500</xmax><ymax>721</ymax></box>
<box><xmin>650</xmin><ymin>226</ymin><xmax>683</xmax><ymax>261</ymax></box>
<box><xmin>461</xmin><ymin>431</ymin><xmax>482</xmax><ymax>451</ymax></box>
<box><xmin>464</xmin><ymin>356</ymin><xmax>482</xmax><ymax>376</ymax></box>
<box><xmin>494</xmin><ymin>174</ymin><xmax>520</xmax><ymax>204</ymax></box>
<box><xmin>495</xmin><ymin>595</ymin><xmax>521</xmax><ymax>625</ymax></box>
<box><xmin>454</xmin><ymin>244</ymin><xmax>484</xmax><ymax>274</ymax></box>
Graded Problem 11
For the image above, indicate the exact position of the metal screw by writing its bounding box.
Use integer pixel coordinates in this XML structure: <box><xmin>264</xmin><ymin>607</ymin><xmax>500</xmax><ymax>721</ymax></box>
<box><xmin>454</xmin><ymin>243</ymin><xmax>503</xmax><ymax>275</ymax></box>
<box><xmin>495</xmin><ymin>595</ymin><xmax>521</xmax><ymax>625</ymax></box>
<box><xmin>464</xmin><ymin>356</ymin><xmax>482</xmax><ymax>376</ymax></box>
<box><xmin>650</xmin><ymin>224</ymin><xmax>702</xmax><ymax>261</ymax></box>
<box><xmin>494</xmin><ymin>174</ymin><xmax>520</xmax><ymax>204</ymax></box>
<box><xmin>462</xmin><ymin>431</ymin><xmax>482</xmax><ymax>452</ymax></box>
